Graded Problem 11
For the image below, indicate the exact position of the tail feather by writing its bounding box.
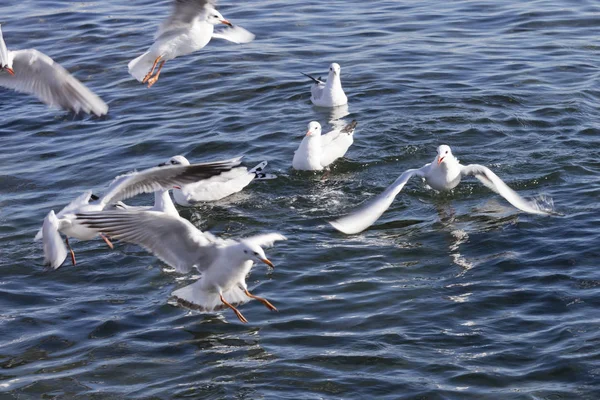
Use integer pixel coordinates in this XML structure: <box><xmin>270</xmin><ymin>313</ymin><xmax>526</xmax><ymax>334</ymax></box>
<box><xmin>341</xmin><ymin>120</ymin><xmax>358</xmax><ymax>134</ymax></box>
<box><xmin>255</xmin><ymin>172</ymin><xmax>277</xmax><ymax>180</ymax></box>
<box><xmin>249</xmin><ymin>161</ymin><xmax>267</xmax><ymax>174</ymax></box>
<box><xmin>128</xmin><ymin>51</ymin><xmax>154</xmax><ymax>82</ymax></box>
<box><xmin>42</xmin><ymin>210</ymin><xmax>67</xmax><ymax>270</ymax></box>
<box><xmin>172</xmin><ymin>280</ymin><xmax>251</xmax><ymax>312</ymax></box>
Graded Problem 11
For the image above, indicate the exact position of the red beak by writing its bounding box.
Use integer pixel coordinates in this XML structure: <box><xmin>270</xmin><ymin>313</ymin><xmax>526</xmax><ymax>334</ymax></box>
<box><xmin>437</xmin><ymin>156</ymin><xmax>444</xmax><ymax>165</ymax></box>
<box><xmin>306</xmin><ymin>131</ymin><xmax>311</xmax><ymax>136</ymax></box>
<box><xmin>5</xmin><ymin>67</ymin><xmax>15</xmax><ymax>76</ymax></box>
<box><xmin>220</xmin><ymin>19</ymin><xmax>233</xmax><ymax>27</ymax></box>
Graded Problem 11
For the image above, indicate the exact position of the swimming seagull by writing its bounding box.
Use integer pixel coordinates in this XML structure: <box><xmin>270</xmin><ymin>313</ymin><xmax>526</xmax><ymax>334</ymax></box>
<box><xmin>330</xmin><ymin>145</ymin><xmax>554</xmax><ymax>234</ymax></box>
<box><xmin>76</xmin><ymin>210</ymin><xmax>286</xmax><ymax>323</ymax></box>
<box><xmin>302</xmin><ymin>63</ymin><xmax>348</xmax><ymax>107</ymax></box>
<box><xmin>293</xmin><ymin>120</ymin><xmax>357</xmax><ymax>171</ymax></box>
<box><xmin>0</xmin><ymin>25</ymin><xmax>108</xmax><ymax>116</ymax></box>
<box><xmin>128</xmin><ymin>0</ymin><xmax>255</xmax><ymax>88</ymax></box>
<box><xmin>36</xmin><ymin>157</ymin><xmax>242</xmax><ymax>269</ymax></box>
<box><xmin>161</xmin><ymin>155</ymin><xmax>276</xmax><ymax>205</ymax></box>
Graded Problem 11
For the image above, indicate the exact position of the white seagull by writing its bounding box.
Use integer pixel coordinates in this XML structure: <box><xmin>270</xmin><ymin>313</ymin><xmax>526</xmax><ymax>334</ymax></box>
<box><xmin>292</xmin><ymin>120</ymin><xmax>357</xmax><ymax>171</ymax></box>
<box><xmin>115</xmin><ymin>188</ymin><xmax>180</xmax><ymax>218</ymax></box>
<box><xmin>36</xmin><ymin>157</ymin><xmax>242</xmax><ymax>269</ymax></box>
<box><xmin>330</xmin><ymin>145</ymin><xmax>553</xmax><ymax>234</ymax></box>
<box><xmin>128</xmin><ymin>0</ymin><xmax>255</xmax><ymax>88</ymax></box>
<box><xmin>0</xmin><ymin>24</ymin><xmax>108</xmax><ymax>116</ymax></box>
<box><xmin>302</xmin><ymin>63</ymin><xmax>348</xmax><ymax>107</ymax></box>
<box><xmin>76</xmin><ymin>209</ymin><xmax>286</xmax><ymax>323</ymax></box>
<box><xmin>161</xmin><ymin>155</ymin><xmax>276</xmax><ymax>205</ymax></box>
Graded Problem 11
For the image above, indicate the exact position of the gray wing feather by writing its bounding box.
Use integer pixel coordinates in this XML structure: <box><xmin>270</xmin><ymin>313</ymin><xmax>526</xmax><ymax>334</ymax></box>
<box><xmin>156</xmin><ymin>0</ymin><xmax>215</xmax><ymax>38</ymax></box>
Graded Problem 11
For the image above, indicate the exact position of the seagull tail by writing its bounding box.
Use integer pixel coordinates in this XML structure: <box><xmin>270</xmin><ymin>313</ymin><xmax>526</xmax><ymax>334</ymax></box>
<box><xmin>42</xmin><ymin>210</ymin><xmax>68</xmax><ymax>270</ymax></box>
<box><xmin>128</xmin><ymin>51</ymin><xmax>155</xmax><ymax>82</ymax></box>
<box><xmin>172</xmin><ymin>281</ymin><xmax>250</xmax><ymax>312</ymax></box>
<box><xmin>341</xmin><ymin>120</ymin><xmax>358</xmax><ymax>135</ymax></box>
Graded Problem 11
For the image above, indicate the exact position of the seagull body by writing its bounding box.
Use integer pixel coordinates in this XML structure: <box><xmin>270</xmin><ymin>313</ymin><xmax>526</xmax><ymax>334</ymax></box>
<box><xmin>77</xmin><ymin>209</ymin><xmax>286</xmax><ymax>323</ymax></box>
<box><xmin>293</xmin><ymin>120</ymin><xmax>357</xmax><ymax>171</ymax></box>
<box><xmin>0</xmin><ymin>25</ymin><xmax>108</xmax><ymax>116</ymax></box>
<box><xmin>128</xmin><ymin>0</ymin><xmax>255</xmax><ymax>87</ymax></box>
<box><xmin>330</xmin><ymin>145</ymin><xmax>553</xmax><ymax>234</ymax></box>
<box><xmin>161</xmin><ymin>155</ymin><xmax>276</xmax><ymax>205</ymax></box>
<box><xmin>36</xmin><ymin>157</ymin><xmax>242</xmax><ymax>269</ymax></box>
<box><xmin>303</xmin><ymin>63</ymin><xmax>347</xmax><ymax>107</ymax></box>
<box><xmin>115</xmin><ymin>189</ymin><xmax>180</xmax><ymax>218</ymax></box>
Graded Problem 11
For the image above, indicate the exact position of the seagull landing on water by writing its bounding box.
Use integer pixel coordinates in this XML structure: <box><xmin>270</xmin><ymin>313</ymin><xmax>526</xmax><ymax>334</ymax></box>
<box><xmin>302</xmin><ymin>63</ymin><xmax>347</xmax><ymax>108</ymax></box>
<box><xmin>330</xmin><ymin>145</ymin><xmax>556</xmax><ymax>234</ymax></box>
<box><xmin>128</xmin><ymin>0</ymin><xmax>255</xmax><ymax>88</ymax></box>
<box><xmin>77</xmin><ymin>209</ymin><xmax>286</xmax><ymax>323</ymax></box>
<box><xmin>292</xmin><ymin>120</ymin><xmax>357</xmax><ymax>171</ymax></box>
<box><xmin>0</xmin><ymin>25</ymin><xmax>107</xmax><ymax>116</ymax></box>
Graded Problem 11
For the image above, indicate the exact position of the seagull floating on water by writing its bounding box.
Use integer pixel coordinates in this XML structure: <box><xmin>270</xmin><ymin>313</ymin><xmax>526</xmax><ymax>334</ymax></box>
<box><xmin>292</xmin><ymin>120</ymin><xmax>357</xmax><ymax>171</ymax></box>
<box><xmin>128</xmin><ymin>0</ymin><xmax>255</xmax><ymax>88</ymax></box>
<box><xmin>302</xmin><ymin>63</ymin><xmax>347</xmax><ymax>107</ymax></box>
<box><xmin>36</xmin><ymin>157</ymin><xmax>241</xmax><ymax>269</ymax></box>
<box><xmin>77</xmin><ymin>209</ymin><xmax>286</xmax><ymax>323</ymax></box>
<box><xmin>0</xmin><ymin>25</ymin><xmax>108</xmax><ymax>116</ymax></box>
<box><xmin>161</xmin><ymin>155</ymin><xmax>276</xmax><ymax>205</ymax></box>
<box><xmin>330</xmin><ymin>145</ymin><xmax>554</xmax><ymax>234</ymax></box>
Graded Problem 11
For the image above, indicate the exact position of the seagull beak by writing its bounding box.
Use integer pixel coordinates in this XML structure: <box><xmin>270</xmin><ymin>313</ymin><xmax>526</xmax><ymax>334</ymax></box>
<box><xmin>5</xmin><ymin>67</ymin><xmax>14</xmax><ymax>76</ymax></box>
<box><xmin>260</xmin><ymin>258</ymin><xmax>275</xmax><ymax>269</ymax></box>
<box><xmin>157</xmin><ymin>162</ymin><xmax>167</xmax><ymax>167</ymax></box>
<box><xmin>220</xmin><ymin>19</ymin><xmax>233</xmax><ymax>27</ymax></box>
<box><xmin>437</xmin><ymin>156</ymin><xmax>444</xmax><ymax>165</ymax></box>
<box><xmin>306</xmin><ymin>131</ymin><xmax>312</xmax><ymax>136</ymax></box>
<box><xmin>173</xmin><ymin>185</ymin><xmax>181</xmax><ymax>190</ymax></box>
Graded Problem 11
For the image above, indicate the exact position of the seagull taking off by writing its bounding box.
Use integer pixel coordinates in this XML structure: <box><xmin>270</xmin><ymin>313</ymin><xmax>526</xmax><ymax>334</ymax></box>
<box><xmin>302</xmin><ymin>63</ymin><xmax>347</xmax><ymax>107</ymax></box>
<box><xmin>0</xmin><ymin>25</ymin><xmax>108</xmax><ymax>116</ymax></box>
<box><xmin>293</xmin><ymin>120</ymin><xmax>357</xmax><ymax>171</ymax></box>
<box><xmin>128</xmin><ymin>0</ymin><xmax>255</xmax><ymax>88</ymax></box>
<box><xmin>330</xmin><ymin>145</ymin><xmax>555</xmax><ymax>234</ymax></box>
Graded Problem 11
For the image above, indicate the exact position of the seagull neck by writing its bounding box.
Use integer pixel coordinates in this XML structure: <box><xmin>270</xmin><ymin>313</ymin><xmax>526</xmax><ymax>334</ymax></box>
<box><xmin>326</xmin><ymin>73</ymin><xmax>343</xmax><ymax>90</ymax></box>
<box><xmin>154</xmin><ymin>190</ymin><xmax>179</xmax><ymax>217</ymax></box>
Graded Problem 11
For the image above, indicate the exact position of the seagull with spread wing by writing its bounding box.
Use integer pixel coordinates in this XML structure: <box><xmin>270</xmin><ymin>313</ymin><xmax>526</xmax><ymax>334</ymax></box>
<box><xmin>0</xmin><ymin>24</ymin><xmax>108</xmax><ymax>116</ymax></box>
<box><xmin>330</xmin><ymin>145</ymin><xmax>554</xmax><ymax>234</ymax></box>
<box><xmin>128</xmin><ymin>0</ymin><xmax>255</xmax><ymax>88</ymax></box>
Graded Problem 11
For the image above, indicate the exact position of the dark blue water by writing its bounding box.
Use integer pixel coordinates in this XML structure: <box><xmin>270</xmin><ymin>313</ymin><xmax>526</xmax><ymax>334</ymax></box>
<box><xmin>1</xmin><ymin>0</ymin><xmax>599</xmax><ymax>398</ymax></box>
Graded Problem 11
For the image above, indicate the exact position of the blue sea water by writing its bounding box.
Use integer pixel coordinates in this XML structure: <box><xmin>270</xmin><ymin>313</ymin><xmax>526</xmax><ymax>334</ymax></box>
<box><xmin>1</xmin><ymin>0</ymin><xmax>599</xmax><ymax>398</ymax></box>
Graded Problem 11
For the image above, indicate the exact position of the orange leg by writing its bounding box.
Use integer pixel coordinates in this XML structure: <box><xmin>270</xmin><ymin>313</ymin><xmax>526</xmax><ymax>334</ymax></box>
<box><xmin>142</xmin><ymin>56</ymin><xmax>162</xmax><ymax>83</ymax></box>
<box><xmin>244</xmin><ymin>289</ymin><xmax>277</xmax><ymax>311</ymax></box>
<box><xmin>147</xmin><ymin>61</ymin><xmax>165</xmax><ymax>88</ymax></box>
<box><xmin>65</xmin><ymin>237</ymin><xmax>76</xmax><ymax>266</ymax></box>
<box><xmin>101</xmin><ymin>234</ymin><xmax>114</xmax><ymax>249</ymax></box>
<box><xmin>220</xmin><ymin>294</ymin><xmax>248</xmax><ymax>323</ymax></box>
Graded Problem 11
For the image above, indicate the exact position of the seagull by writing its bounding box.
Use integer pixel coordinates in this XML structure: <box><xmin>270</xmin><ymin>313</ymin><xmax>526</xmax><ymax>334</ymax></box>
<box><xmin>0</xmin><ymin>24</ymin><xmax>108</xmax><ymax>116</ymax></box>
<box><xmin>161</xmin><ymin>155</ymin><xmax>276</xmax><ymax>205</ymax></box>
<box><xmin>76</xmin><ymin>209</ymin><xmax>286</xmax><ymax>323</ymax></box>
<box><xmin>128</xmin><ymin>0</ymin><xmax>255</xmax><ymax>88</ymax></box>
<box><xmin>292</xmin><ymin>120</ymin><xmax>357</xmax><ymax>171</ymax></box>
<box><xmin>36</xmin><ymin>157</ymin><xmax>242</xmax><ymax>269</ymax></box>
<box><xmin>115</xmin><ymin>188</ymin><xmax>180</xmax><ymax>218</ymax></box>
<box><xmin>330</xmin><ymin>145</ymin><xmax>554</xmax><ymax>234</ymax></box>
<box><xmin>302</xmin><ymin>63</ymin><xmax>347</xmax><ymax>107</ymax></box>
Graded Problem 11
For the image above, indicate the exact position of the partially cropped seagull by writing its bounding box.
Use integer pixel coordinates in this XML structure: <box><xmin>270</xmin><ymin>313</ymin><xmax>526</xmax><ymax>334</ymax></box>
<box><xmin>160</xmin><ymin>155</ymin><xmax>276</xmax><ymax>205</ymax></box>
<box><xmin>0</xmin><ymin>24</ymin><xmax>108</xmax><ymax>116</ymax></box>
<box><xmin>36</xmin><ymin>157</ymin><xmax>242</xmax><ymax>269</ymax></box>
<box><xmin>293</xmin><ymin>120</ymin><xmax>357</xmax><ymax>171</ymax></box>
<box><xmin>128</xmin><ymin>0</ymin><xmax>255</xmax><ymax>88</ymax></box>
<box><xmin>302</xmin><ymin>63</ymin><xmax>347</xmax><ymax>107</ymax></box>
<box><xmin>115</xmin><ymin>188</ymin><xmax>180</xmax><ymax>218</ymax></box>
<box><xmin>330</xmin><ymin>145</ymin><xmax>554</xmax><ymax>234</ymax></box>
<box><xmin>77</xmin><ymin>209</ymin><xmax>286</xmax><ymax>323</ymax></box>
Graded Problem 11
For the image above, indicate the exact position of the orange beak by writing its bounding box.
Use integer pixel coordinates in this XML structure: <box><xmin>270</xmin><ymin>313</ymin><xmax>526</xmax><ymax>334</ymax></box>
<box><xmin>260</xmin><ymin>258</ymin><xmax>275</xmax><ymax>269</ymax></box>
<box><xmin>220</xmin><ymin>19</ymin><xmax>233</xmax><ymax>27</ymax></box>
<box><xmin>5</xmin><ymin>67</ymin><xmax>14</xmax><ymax>76</ymax></box>
<box><xmin>437</xmin><ymin>156</ymin><xmax>444</xmax><ymax>165</ymax></box>
<box><xmin>173</xmin><ymin>185</ymin><xmax>181</xmax><ymax>190</ymax></box>
<box><xmin>306</xmin><ymin>131</ymin><xmax>311</xmax><ymax>136</ymax></box>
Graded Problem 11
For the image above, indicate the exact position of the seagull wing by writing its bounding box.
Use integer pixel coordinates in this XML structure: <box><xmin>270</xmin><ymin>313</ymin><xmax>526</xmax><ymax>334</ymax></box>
<box><xmin>34</xmin><ymin>191</ymin><xmax>95</xmax><ymax>241</ymax></box>
<box><xmin>461</xmin><ymin>164</ymin><xmax>551</xmax><ymax>215</ymax></box>
<box><xmin>319</xmin><ymin>120</ymin><xmax>357</xmax><ymax>167</ymax></box>
<box><xmin>211</xmin><ymin>25</ymin><xmax>255</xmax><ymax>44</ymax></box>
<box><xmin>156</xmin><ymin>0</ymin><xmax>215</xmax><ymax>38</ymax></box>
<box><xmin>77</xmin><ymin>210</ymin><xmax>219</xmax><ymax>273</ymax></box>
<box><xmin>0</xmin><ymin>25</ymin><xmax>9</xmax><ymax>68</ymax></box>
<box><xmin>0</xmin><ymin>49</ymin><xmax>108</xmax><ymax>116</ymax></box>
<box><xmin>329</xmin><ymin>166</ymin><xmax>428</xmax><ymax>234</ymax></box>
<box><xmin>241</xmin><ymin>233</ymin><xmax>287</xmax><ymax>248</ymax></box>
<box><xmin>42</xmin><ymin>210</ymin><xmax>68</xmax><ymax>270</ymax></box>
<box><xmin>99</xmin><ymin>157</ymin><xmax>242</xmax><ymax>206</ymax></box>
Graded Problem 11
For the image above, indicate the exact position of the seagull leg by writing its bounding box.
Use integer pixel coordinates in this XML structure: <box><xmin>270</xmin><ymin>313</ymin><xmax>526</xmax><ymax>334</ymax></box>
<box><xmin>147</xmin><ymin>61</ymin><xmax>165</xmax><ymax>88</ymax></box>
<box><xmin>142</xmin><ymin>56</ymin><xmax>162</xmax><ymax>84</ymax></box>
<box><xmin>244</xmin><ymin>289</ymin><xmax>277</xmax><ymax>311</ymax></box>
<box><xmin>65</xmin><ymin>237</ymin><xmax>76</xmax><ymax>266</ymax></box>
<box><xmin>100</xmin><ymin>234</ymin><xmax>114</xmax><ymax>249</ymax></box>
<box><xmin>220</xmin><ymin>294</ymin><xmax>249</xmax><ymax>323</ymax></box>
<box><xmin>321</xmin><ymin>169</ymin><xmax>331</xmax><ymax>181</ymax></box>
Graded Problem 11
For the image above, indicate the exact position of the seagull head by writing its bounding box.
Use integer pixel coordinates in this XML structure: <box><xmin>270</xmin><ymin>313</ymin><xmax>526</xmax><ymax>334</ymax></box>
<box><xmin>205</xmin><ymin>8</ymin><xmax>233</xmax><ymax>27</ymax></box>
<box><xmin>240</xmin><ymin>242</ymin><xmax>274</xmax><ymax>269</ymax></box>
<box><xmin>328</xmin><ymin>63</ymin><xmax>341</xmax><ymax>77</ymax></box>
<box><xmin>436</xmin><ymin>145</ymin><xmax>454</xmax><ymax>166</ymax></box>
<box><xmin>158</xmin><ymin>155</ymin><xmax>190</xmax><ymax>167</ymax></box>
<box><xmin>306</xmin><ymin>121</ymin><xmax>322</xmax><ymax>137</ymax></box>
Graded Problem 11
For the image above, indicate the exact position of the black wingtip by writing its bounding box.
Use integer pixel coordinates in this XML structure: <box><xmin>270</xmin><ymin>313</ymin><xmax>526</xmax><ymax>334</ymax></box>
<box><xmin>301</xmin><ymin>72</ymin><xmax>322</xmax><ymax>85</ymax></box>
<box><xmin>90</xmin><ymin>194</ymin><xmax>100</xmax><ymax>201</ymax></box>
<box><xmin>341</xmin><ymin>120</ymin><xmax>358</xmax><ymax>134</ymax></box>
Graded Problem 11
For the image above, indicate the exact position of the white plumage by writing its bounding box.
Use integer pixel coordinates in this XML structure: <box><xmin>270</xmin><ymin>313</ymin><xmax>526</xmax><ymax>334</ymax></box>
<box><xmin>303</xmin><ymin>63</ymin><xmax>348</xmax><ymax>107</ymax></box>
<box><xmin>293</xmin><ymin>120</ymin><xmax>357</xmax><ymax>171</ymax></box>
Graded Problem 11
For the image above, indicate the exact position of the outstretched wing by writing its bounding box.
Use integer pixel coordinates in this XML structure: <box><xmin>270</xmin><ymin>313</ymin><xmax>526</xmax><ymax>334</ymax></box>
<box><xmin>461</xmin><ymin>164</ymin><xmax>551</xmax><ymax>215</ymax></box>
<box><xmin>241</xmin><ymin>233</ymin><xmax>287</xmax><ymax>248</ymax></box>
<box><xmin>0</xmin><ymin>49</ymin><xmax>108</xmax><ymax>116</ymax></box>
<box><xmin>100</xmin><ymin>157</ymin><xmax>242</xmax><ymax>206</ymax></box>
<box><xmin>76</xmin><ymin>210</ymin><xmax>219</xmax><ymax>273</ymax></box>
<box><xmin>0</xmin><ymin>25</ymin><xmax>9</xmax><ymax>68</ymax></box>
<box><xmin>212</xmin><ymin>25</ymin><xmax>255</xmax><ymax>44</ymax></box>
<box><xmin>156</xmin><ymin>0</ymin><xmax>215</xmax><ymax>38</ymax></box>
<box><xmin>329</xmin><ymin>167</ymin><xmax>428</xmax><ymax>234</ymax></box>
<box><xmin>42</xmin><ymin>210</ymin><xmax>67</xmax><ymax>270</ymax></box>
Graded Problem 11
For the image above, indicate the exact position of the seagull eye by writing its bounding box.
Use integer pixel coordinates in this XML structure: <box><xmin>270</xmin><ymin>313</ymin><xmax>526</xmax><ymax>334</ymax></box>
<box><xmin>244</xmin><ymin>250</ymin><xmax>248</xmax><ymax>254</ymax></box>
<box><xmin>445</xmin><ymin>151</ymin><xmax>448</xmax><ymax>154</ymax></box>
